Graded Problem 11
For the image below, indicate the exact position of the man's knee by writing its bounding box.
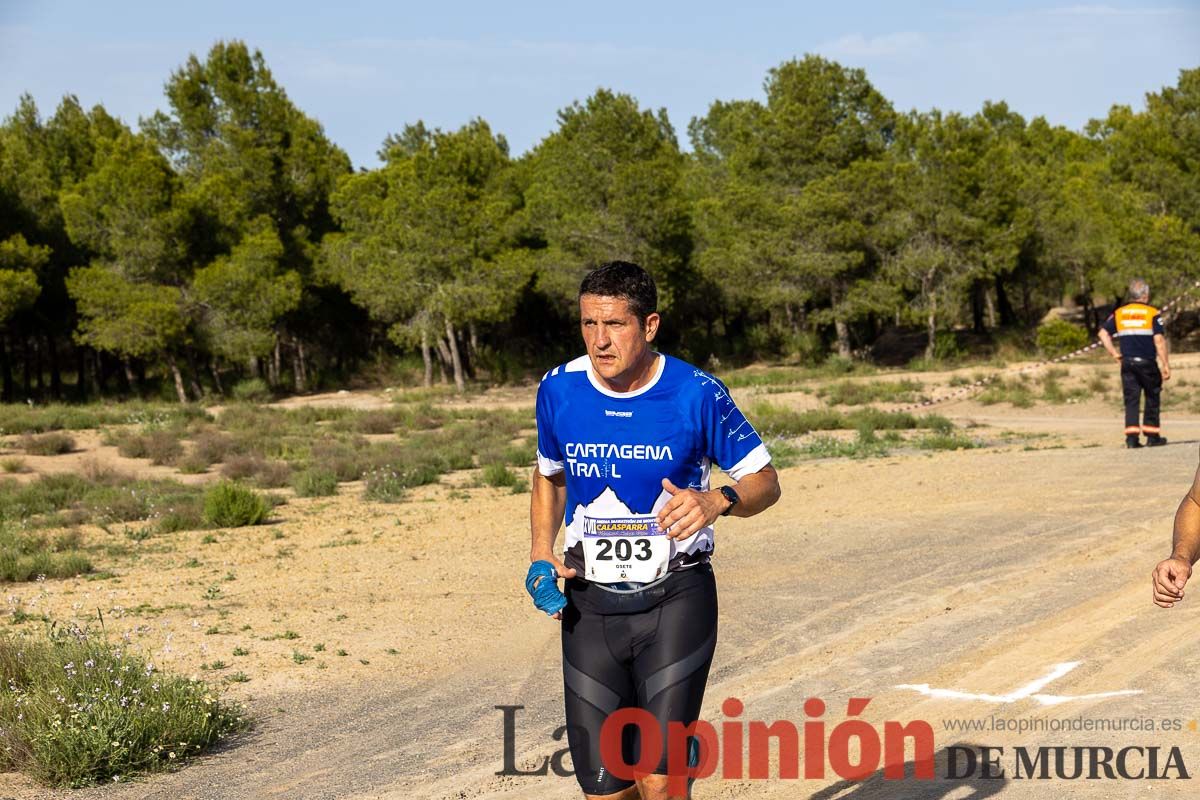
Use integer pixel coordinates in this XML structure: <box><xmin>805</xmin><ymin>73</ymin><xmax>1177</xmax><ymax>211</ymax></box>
<box><xmin>584</xmin><ymin>787</ymin><xmax>640</xmax><ymax>800</ymax></box>
<box><xmin>636</xmin><ymin>773</ymin><xmax>688</xmax><ymax>800</ymax></box>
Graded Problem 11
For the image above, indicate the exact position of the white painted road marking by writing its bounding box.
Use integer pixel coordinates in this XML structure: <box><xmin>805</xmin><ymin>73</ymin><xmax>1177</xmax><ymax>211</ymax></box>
<box><xmin>896</xmin><ymin>661</ymin><xmax>1142</xmax><ymax>706</ymax></box>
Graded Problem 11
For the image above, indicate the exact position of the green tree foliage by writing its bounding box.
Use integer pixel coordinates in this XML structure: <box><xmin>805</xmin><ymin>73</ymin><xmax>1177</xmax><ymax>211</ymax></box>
<box><xmin>324</xmin><ymin>119</ymin><xmax>527</xmax><ymax>390</ymax></box>
<box><xmin>523</xmin><ymin>89</ymin><xmax>692</xmax><ymax>312</ymax></box>
<box><xmin>690</xmin><ymin>56</ymin><xmax>897</xmax><ymax>356</ymax></box>
<box><xmin>146</xmin><ymin>40</ymin><xmax>351</xmax><ymax>389</ymax></box>
<box><xmin>0</xmin><ymin>48</ymin><xmax>1197</xmax><ymax>400</ymax></box>
<box><xmin>0</xmin><ymin>235</ymin><xmax>46</xmax><ymax>322</ymax></box>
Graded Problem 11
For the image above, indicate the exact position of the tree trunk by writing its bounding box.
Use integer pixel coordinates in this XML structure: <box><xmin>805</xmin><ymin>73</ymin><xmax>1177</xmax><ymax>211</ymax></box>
<box><xmin>298</xmin><ymin>339</ymin><xmax>309</xmax><ymax>390</ymax></box>
<box><xmin>833</xmin><ymin>318</ymin><xmax>851</xmax><ymax>359</ymax></box>
<box><xmin>166</xmin><ymin>353</ymin><xmax>189</xmax><ymax>404</ymax></box>
<box><xmin>468</xmin><ymin>321</ymin><xmax>480</xmax><ymax>363</ymax></box>
<box><xmin>73</xmin><ymin>345</ymin><xmax>87</xmax><ymax>401</ymax></box>
<box><xmin>458</xmin><ymin>326</ymin><xmax>475</xmax><ymax>381</ymax></box>
<box><xmin>271</xmin><ymin>336</ymin><xmax>282</xmax><ymax>388</ymax></box>
<box><xmin>445</xmin><ymin>318</ymin><xmax>466</xmax><ymax>393</ymax></box>
<box><xmin>22</xmin><ymin>336</ymin><xmax>31</xmax><ymax>399</ymax></box>
<box><xmin>0</xmin><ymin>333</ymin><xmax>12</xmax><ymax>403</ymax></box>
<box><xmin>210</xmin><ymin>360</ymin><xmax>225</xmax><ymax>396</ymax></box>
<box><xmin>420</xmin><ymin>330</ymin><xmax>433</xmax><ymax>388</ymax></box>
<box><xmin>249</xmin><ymin>356</ymin><xmax>261</xmax><ymax>380</ymax></box>
<box><xmin>985</xmin><ymin>289</ymin><xmax>998</xmax><ymax>329</ymax></box>
<box><xmin>292</xmin><ymin>337</ymin><xmax>307</xmax><ymax>393</ymax></box>
<box><xmin>925</xmin><ymin>291</ymin><xmax>938</xmax><ymax>361</ymax></box>
<box><xmin>434</xmin><ymin>336</ymin><xmax>452</xmax><ymax>384</ymax></box>
<box><xmin>47</xmin><ymin>335</ymin><xmax>61</xmax><ymax>399</ymax></box>
<box><xmin>970</xmin><ymin>281</ymin><xmax>986</xmax><ymax>333</ymax></box>
<box><xmin>995</xmin><ymin>275</ymin><xmax>1016</xmax><ymax>326</ymax></box>
<box><xmin>185</xmin><ymin>349</ymin><xmax>204</xmax><ymax>400</ymax></box>
<box><xmin>122</xmin><ymin>358</ymin><xmax>137</xmax><ymax>395</ymax></box>
<box><xmin>33</xmin><ymin>337</ymin><xmax>43</xmax><ymax>396</ymax></box>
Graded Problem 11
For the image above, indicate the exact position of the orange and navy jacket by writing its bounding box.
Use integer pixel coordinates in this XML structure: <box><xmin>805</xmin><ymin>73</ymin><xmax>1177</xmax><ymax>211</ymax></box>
<box><xmin>1101</xmin><ymin>303</ymin><xmax>1164</xmax><ymax>360</ymax></box>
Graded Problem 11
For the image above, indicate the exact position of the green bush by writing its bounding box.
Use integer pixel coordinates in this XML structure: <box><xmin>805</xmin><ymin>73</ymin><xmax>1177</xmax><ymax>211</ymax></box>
<box><xmin>481</xmin><ymin>463</ymin><xmax>519</xmax><ymax>488</ymax></box>
<box><xmin>20</xmin><ymin>433</ymin><xmax>75</xmax><ymax>456</ymax></box>
<box><xmin>230</xmin><ymin>379</ymin><xmax>271</xmax><ymax>402</ymax></box>
<box><xmin>0</xmin><ymin>457</ymin><xmax>28</xmax><ymax>474</ymax></box>
<box><xmin>142</xmin><ymin>431</ymin><xmax>183</xmax><ymax>466</ymax></box>
<box><xmin>0</xmin><ymin>624</ymin><xmax>246</xmax><ymax>787</ymax></box>
<box><xmin>363</xmin><ymin>465</ymin><xmax>439</xmax><ymax>502</ymax></box>
<box><xmin>202</xmin><ymin>482</ymin><xmax>268</xmax><ymax>528</ymax></box>
<box><xmin>292</xmin><ymin>469</ymin><xmax>338</xmax><ymax>498</ymax></box>
<box><xmin>818</xmin><ymin>379</ymin><xmax>925</xmax><ymax>406</ymax></box>
<box><xmin>0</xmin><ymin>526</ymin><xmax>92</xmax><ymax>582</ymax></box>
<box><xmin>1036</xmin><ymin>318</ymin><xmax>1090</xmax><ymax>357</ymax></box>
<box><xmin>191</xmin><ymin>431</ymin><xmax>234</xmax><ymax>465</ymax></box>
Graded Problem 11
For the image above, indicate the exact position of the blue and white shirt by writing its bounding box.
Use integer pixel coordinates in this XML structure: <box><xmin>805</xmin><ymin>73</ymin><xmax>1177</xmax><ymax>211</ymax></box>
<box><xmin>536</xmin><ymin>353</ymin><xmax>771</xmax><ymax>575</ymax></box>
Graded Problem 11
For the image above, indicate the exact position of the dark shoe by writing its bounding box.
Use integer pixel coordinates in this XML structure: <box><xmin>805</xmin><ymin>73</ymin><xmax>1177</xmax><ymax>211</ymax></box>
<box><xmin>1126</xmin><ymin>436</ymin><xmax>1143</xmax><ymax>449</ymax></box>
<box><xmin>1147</xmin><ymin>435</ymin><xmax>1168</xmax><ymax>447</ymax></box>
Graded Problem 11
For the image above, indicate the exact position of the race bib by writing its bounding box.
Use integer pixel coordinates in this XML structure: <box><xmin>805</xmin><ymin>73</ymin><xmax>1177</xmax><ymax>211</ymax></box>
<box><xmin>582</xmin><ymin>515</ymin><xmax>670</xmax><ymax>584</ymax></box>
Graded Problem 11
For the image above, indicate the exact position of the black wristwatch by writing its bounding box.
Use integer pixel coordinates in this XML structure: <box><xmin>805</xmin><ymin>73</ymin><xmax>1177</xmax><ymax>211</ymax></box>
<box><xmin>718</xmin><ymin>485</ymin><xmax>740</xmax><ymax>516</ymax></box>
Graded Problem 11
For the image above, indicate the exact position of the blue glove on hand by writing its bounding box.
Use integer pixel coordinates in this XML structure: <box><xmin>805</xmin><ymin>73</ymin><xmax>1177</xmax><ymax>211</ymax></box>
<box><xmin>525</xmin><ymin>560</ymin><xmax>567</xmax><ymax>616</ymax></box>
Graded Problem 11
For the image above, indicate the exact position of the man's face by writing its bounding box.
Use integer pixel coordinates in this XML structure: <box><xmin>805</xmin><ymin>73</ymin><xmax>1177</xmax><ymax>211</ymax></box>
<box><xmin>579</xmin><ymin>294</ymin><xmax>659</xmax><ymax>384</ymax></box>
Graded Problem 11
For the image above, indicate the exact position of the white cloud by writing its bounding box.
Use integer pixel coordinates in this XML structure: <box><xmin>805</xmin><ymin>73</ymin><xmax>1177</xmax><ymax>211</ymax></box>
<box><xmin>818</xmin><ymin>31</ymin><xmax>927</xmax><ymax>59</ymax></box>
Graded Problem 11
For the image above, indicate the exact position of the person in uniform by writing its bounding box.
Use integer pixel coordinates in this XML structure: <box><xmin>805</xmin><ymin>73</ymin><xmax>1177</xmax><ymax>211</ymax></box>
<box><xmin>1098</xmin><ymin>279</ymin><xmax>1171</xmax><ymax>448</ymax></box>
<box><xmin>525</xmin><ymin>261</ymin><xmax>781</xmax><ymax>800</ymax></box>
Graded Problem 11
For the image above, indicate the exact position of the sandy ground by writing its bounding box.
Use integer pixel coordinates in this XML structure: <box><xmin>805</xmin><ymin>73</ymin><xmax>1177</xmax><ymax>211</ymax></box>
<box><xmin>2</xmin><ymin>356</ymin><xmax>1200</xmax><ymax>798</ymax></box>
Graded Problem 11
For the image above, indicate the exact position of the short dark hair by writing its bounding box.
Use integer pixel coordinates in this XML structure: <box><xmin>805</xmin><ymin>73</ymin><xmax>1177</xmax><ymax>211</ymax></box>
<box><xmin>578</xmin><ymin>261</ymin><xmax>658</xmax><ymax>325</ymax></box>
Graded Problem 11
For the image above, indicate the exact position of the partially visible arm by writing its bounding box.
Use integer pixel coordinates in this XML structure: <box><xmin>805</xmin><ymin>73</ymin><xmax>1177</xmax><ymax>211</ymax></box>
<box><xmin>724</xmin><ymin>463</ymin><xmax>782</xmax><ymax>518</ymax></box>
<box><xmin>1152</xmin><ymin>465</ymin><xmax>1200</xmax><ymax>607</ymax></box>
<box><xmin>530</xmin><ymin>466</ymin><xmax>573</xmax><ymax>574</ymax></box>
<box><xmin>1098</xmin><ymin>328</ymin><xmax>1121</xmax><ymax>361</ymax></box>
<box><xmin>658</xmin><ymin>464</ymin><xmax>782</xmax><ymax>540</ymax></box>
<box><xmin>1155</xmin><ymin>333</ymin><xmax>1171</xmax><ymax>380</ymax></box>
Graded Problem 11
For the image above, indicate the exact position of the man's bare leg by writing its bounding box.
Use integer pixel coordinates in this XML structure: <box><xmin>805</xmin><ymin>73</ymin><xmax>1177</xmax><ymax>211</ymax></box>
<box><xmin>584</xmin><ymin>787</ymin><xmax>640</xmax><ymax>800</ymax></box>
<box><xmin>636</xmin><ymin>774</ymin><xmax>688</xmax><ymax>800</ymax></box>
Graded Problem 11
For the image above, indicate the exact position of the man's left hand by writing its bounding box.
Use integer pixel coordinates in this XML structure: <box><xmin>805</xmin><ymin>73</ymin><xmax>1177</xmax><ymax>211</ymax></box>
<box><xmin>1162</xmin><ymin>366</ymin><xmax>1172</xmax><ymax>381</ymax></box>
<box><xmin>657</xmin><ymin>478</ymin><xmax>727</xmax><ymax>541</ymax></box>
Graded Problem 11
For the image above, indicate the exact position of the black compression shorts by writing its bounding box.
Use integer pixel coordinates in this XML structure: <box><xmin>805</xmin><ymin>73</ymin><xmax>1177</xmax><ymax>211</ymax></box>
<box><xmin>561</xmin><ymin>564</ymin><xmax>718</xmax><ymax>795</ymax></box>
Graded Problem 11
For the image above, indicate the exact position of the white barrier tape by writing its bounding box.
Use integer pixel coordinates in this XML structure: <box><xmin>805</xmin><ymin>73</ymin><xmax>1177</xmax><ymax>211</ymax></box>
<box><xmin>896</xmin><ymin>279</ymin><xmax>1200</xmax><ymax>414</ymax></box>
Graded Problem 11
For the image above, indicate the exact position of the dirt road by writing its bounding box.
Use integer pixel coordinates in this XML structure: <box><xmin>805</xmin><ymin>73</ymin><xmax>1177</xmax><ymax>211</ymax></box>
<box><xmin>5</xmin><ymin>384</ymin><xmax>1200</xmax><ymax>799</ymax></box>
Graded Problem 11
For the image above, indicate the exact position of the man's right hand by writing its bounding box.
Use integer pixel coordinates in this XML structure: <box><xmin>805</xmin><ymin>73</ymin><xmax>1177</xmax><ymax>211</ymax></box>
<box><xmin>1152</xmin><ymin>557</ymin><xmax>1192</xmax><ymax>607</ymax></box>
<box><xmin>527</xmin><ymin>556</ymin><xmax>577</xmax><ymax>620</ymax></box>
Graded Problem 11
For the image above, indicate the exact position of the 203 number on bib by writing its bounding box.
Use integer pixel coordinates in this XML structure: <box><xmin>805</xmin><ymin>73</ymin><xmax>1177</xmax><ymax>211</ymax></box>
<box><xmin>582</xmin><ymin>516</ymin><xmax>669</xmax><ymax>584</ymax></box>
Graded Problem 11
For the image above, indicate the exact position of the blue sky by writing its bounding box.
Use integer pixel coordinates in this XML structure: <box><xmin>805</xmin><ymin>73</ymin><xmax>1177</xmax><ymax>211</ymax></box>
<box><xmin>1</xmin><ymin>1</ymin><xmax>1197</xmax><ymax>168</ymax></box>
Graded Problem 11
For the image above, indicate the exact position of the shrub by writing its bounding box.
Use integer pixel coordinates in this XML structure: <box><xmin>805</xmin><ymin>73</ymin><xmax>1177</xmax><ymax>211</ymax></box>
<box><xmin>220</xmin><ymin>456</ymin><xmax>290</xmax><ymax>488</ymax></box>
<box><xmin>0</xmin><ymin>624</ymin><xmax>246</xmax><ymax>786</ymax></box>
<box><xmin>363</xmin><ymin>465</ymin><xmax>439</xmax><ymax>502</ymax></box>
<box><xmin>0</xmin><ymin>458</ymin><xmax>27</xmax><ymax>474</ymax></box>
<box><xmin>20</xmin><ymin>433</ymin><xmax>75</xmax><ymax>456</ymax></box>
<box><xmin>481</xmin><ymin>463</ymin><xmax>519</xmax><ymax>488</ymax></box>
<box><xmin>1036</xmin><ymin>318</ymin><xmax>1090</xmax><ymax>357</ymax></box>
<box><xmin>231</xmin><ymin>378</ymin><xmax>271</xmax><ymax>402</ymax></box>
<box><xmin>917</xmin><ymin>432</ymin><xmax>980</xmax><ymax>451</ymax></box>
<box><xmin>251</xmin><ymin>460</ymin><xmax>291</xmax><ymax>489</ymax></box>
<box><xmin>202</xmin><ymin>482</ymin><xmax>269</xmax><ymax>528</ymax></box>
<box><xmin>311</xmin><ymin>439</ymin><xmax>367</xmax><ymax>482</ymax></box>
<box><xmin>176</xmin><ymin>454</ymin><xmax>210</xmax><ymax>474</ymax></box>
<box><xmin>142</xmin><ymin>431</ymin><xmax>183</xmax><ymax>466</ymax></box>
<box><xmin>113</xmin><ymin>432</ymin><xmax>150</xmax><ymax>459</ymax></box>
<box><xmin>292</xmin><ymin>469</ymin><xmax>337</xmax><ymax>498</ymax></box>
<box><xmin>0</xmin><ymin>525</ymin><xmax>92</xmax><ymax>582</ymax></box>
<box><xmin>354</xmin><ymin>410</ymin><xmax>402</xmax><ymax>435</ymax></box>
<box><xmin>818</xmin><ymin>379</ymin><xmax>925</xmax><ymax>406</ymax></box>
<box><xmin>192</xmin><ymin>431</ymin><xmax>234</xmax><ymax>465</ymax></box>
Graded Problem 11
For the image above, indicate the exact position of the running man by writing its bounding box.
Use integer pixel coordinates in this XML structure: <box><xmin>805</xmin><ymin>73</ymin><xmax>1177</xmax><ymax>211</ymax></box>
<box><xmin>1098</xmin><ymin>278</ymin><xmax>1171</xmax><ymax>448</ymax></box>
<box><xmin>526</xmin><ymin>261</ymin><xmax>781</xmax><ymax>799</ymax></box>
